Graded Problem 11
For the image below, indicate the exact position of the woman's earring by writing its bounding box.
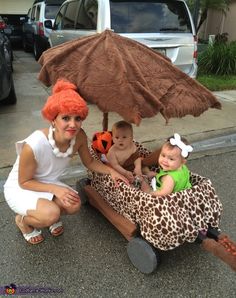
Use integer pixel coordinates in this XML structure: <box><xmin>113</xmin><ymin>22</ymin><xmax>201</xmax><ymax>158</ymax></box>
<box><xmin>52</xmin><ymin>123</ymin><xmax>56</xmax><ymax>132</ymax></box>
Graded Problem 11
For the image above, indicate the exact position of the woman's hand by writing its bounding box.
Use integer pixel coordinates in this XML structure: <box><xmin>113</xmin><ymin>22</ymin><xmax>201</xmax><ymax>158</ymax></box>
<box><xmin>52</xmin><ymin>185</ymin><xmax>80</xmax><ymax>207</ymax></box>
<box><xmin>109</xmin><ymin>168</ymin><xmax>130</xmax><ymax>186</ymax></box>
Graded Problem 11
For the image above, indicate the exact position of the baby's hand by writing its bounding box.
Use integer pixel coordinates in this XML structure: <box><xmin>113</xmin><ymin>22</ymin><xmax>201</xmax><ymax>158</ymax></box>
<box><xmin>125</xmin><ymin>171</ymin><xmax>134</xmax><ymax>183</ymax></box>
<box><xmin>147</xmin><ymin>171</ymin><xmax>157</xmax><ymax>178</ymax></box>
<box><xmin>141</xmin><ymin>179</ymin><xmax>152</xmax><ymax>193</ymax></box>
<box><xmin>133</xmin><ymin>168</ymin><xmax>142</xmax><ymax>177</ymax></box>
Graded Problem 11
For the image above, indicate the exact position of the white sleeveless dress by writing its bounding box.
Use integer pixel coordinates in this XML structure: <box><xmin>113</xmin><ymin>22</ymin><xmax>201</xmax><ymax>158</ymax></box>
<box><xmin>4</xmin><ymin>130</ymin><xmax>71</xmax><ymax>215</ymax></box>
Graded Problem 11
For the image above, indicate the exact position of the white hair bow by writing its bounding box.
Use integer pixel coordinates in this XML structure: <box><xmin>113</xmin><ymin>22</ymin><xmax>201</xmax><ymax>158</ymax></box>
<box><xmin>169</xmin><ymin>133</ymin><xmax>193</xmax><ymax>158</ymax></box>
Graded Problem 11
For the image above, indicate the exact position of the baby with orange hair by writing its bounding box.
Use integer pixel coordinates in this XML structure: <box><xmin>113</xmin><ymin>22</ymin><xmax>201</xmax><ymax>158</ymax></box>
<box><xmin>4</xmin><ymin>79</ymin><xmax>128</xmax><ymax>245</ymax></box>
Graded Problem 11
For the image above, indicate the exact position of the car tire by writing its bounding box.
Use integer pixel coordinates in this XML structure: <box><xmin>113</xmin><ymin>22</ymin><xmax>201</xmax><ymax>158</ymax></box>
<box><xmin>33</xmin><ymin>39</ymin><xmax>42</xmax><ymax>61</ymax></box>
<box><xmin>127</xmin><ymin>237</ymin><xmax>161</xmax><ymax>274</ymax></box>
<box><xmin>10</xmin><ymin>61</ymin><xmax>13</xmax><ymax>73</ymax></box>
<box><xmin>3</xmin><ymin>78</ymin><xmax>17</xmax><ymax>105</ymax></box>
<box><xmin>22</xmin><ymin>36</ymin><xmax>31</xmax><ymax>53</ymax></box>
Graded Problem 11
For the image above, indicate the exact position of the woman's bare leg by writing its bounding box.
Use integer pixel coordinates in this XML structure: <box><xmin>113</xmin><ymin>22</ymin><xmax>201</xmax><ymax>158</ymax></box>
<box><xmin>24</xmin><ymin>198</ymin><xmax>61</xmax><ymax>228</ymax></box>
<box><xmin>15</xmin><ymin>198</ymin><xmax>61</xmax><ymax>243</ymax></box>
<box><xmin>15</xmin><ymin>196</ymin><xmax>81</xmax><ymax>242</ymax></box>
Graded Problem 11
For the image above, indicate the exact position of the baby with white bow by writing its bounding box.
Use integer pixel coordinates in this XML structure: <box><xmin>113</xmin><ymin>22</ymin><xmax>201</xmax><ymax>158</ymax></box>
<box><xmin>141</xmin><ymin>133</ymin><xmax>193</xmax><ymax>196</ymax></box>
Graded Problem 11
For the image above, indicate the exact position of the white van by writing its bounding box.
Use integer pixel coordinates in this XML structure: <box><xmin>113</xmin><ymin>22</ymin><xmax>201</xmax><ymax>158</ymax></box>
<box><xmin>47</xmin><ymin>0</ymin><xmax>197</xmax><ymax>77</ymax></box>
<box><xmin>22</xmin><ymin>0</ymin><xmax>64</xmax><ymax>60</ymax></box>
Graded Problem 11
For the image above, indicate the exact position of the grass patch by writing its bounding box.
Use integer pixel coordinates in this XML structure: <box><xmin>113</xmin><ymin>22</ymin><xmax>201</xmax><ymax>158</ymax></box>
<box><xmin>196</xmin><ymin>75</ymin><xmax>236</xmax><ymax>91</ymax></box>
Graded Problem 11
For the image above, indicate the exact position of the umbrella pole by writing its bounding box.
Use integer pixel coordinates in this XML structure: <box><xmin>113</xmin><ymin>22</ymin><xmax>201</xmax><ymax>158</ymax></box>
<box><xmin>103</xmin><ymin>112</ymin><xmax>108</xmax><ymax>131</ymax></box>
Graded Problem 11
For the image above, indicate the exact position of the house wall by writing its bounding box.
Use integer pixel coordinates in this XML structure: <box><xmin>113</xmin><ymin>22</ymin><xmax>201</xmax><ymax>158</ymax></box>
<box><xmin>0</xmin><ymin>0</ymin><xmax>34</xmax><ymax>14</ymax></box>
<box><xmin>200</xmin><ymin>3</ymin><xmax>236</xmax><ymax>42</ymax></box>
<box><xmin>222</xmin><ymin>3</ymin><xmax>236</xmax><ymax>41</ymax></box>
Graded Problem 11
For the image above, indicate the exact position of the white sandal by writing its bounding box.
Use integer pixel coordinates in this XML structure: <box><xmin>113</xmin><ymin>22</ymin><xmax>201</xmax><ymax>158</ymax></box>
<box><xmin>16</xmin><ymin>215</ymin><xmax>44</xmax><ymax>245</ymax></box>
<box><xmin>49</xmin><ymin>221</ymin><xmax>64</xmax><ymax>237</ymax></box>
<box><xmin>23</xmin><ymin>229</ymin><xmax>44</xmax><ymax>245</ymax></box>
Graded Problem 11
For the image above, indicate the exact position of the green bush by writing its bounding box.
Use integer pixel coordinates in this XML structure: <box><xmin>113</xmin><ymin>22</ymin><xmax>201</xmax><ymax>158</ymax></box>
<box><xmin>198</xmin><ymin>41</ymin><xmax>236</xmax><ymax>75</ymax></box>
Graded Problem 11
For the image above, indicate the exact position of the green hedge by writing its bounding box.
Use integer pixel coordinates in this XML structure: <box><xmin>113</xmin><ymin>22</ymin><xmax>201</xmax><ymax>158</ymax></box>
<box><xmin>198</xmin><ymin>41</ymin><xmax>236</xmax><ymax>75</ymax></box>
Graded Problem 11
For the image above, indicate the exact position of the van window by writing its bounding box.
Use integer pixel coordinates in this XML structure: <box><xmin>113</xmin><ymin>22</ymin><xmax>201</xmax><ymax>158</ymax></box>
<box><xmin>36</xmin><ymin>5</ymin><xmax>41</xmax><ymax>21</ymax></box>
<box><xmin>54</xmin><ymin>4</ymin><xmax>68</xmax><ymax>29</ymax></box>
<box><xmin>27</xmin><ymin>8</ymin><xmax>32</xmax><ymax>19</ymax></box>
<box><xmin>63</xmin><ymin>0</ymin><xmax>78</xmax><ymax>29</ymax></box>
<box><xmin>75</xmin><ymin>0</ymin><xmax>97</xmax><ymax>29</ymax></box>
<box><xmin>110</xmin><ymin>0</ymin><xmax>192</xmax><ymax>34</ymax></box>
<box><xmin>31</xmin><ymin>6</ymin><xmax>36</xmax><ymax>20</ymax></box>
<box><xmin>45</xmin><ymin>5</ymin><xmax>62</xmax><ymax>19</ymax></box>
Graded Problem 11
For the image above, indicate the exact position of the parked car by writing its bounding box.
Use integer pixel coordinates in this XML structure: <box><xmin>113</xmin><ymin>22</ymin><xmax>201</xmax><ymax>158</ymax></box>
<box><xmin>22</xmin><ymin>0</ymin><xmax>64</xmax><ymax>60</ymax></box>
<box><xmin>0</xmin><ymin>16</ymin><xmax>6</xmax><ymax>30</ymax></box>
<box><xmin>0</xmin><ymin>15</ymin><xmax>27</xmax><ymax>46</ymax></box>
<box><xmin>0</xmin><ymin>30</ymin><xmax>17</xmax><ymax>105</ymax></box>
<box><xmin>0</xmin><ymin>17</ymin><xmax>14</xmax><ymax>63</ymax></box>
<box><xmin>46</xmin><ymin>0</ymin><xmax>198</xmax><ymax>78</ymax></box>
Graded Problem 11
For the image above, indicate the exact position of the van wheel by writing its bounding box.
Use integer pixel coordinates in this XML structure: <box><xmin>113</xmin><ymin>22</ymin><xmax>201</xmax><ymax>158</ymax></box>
<box><xmin>3</xmin><ymin>79</ymin><xmax>17</xmax><ymax>105</ymax></box>
<box><xmin>22</xmin><ymin>36</ymin><xmax>31</xmax><ymax>53</ymax></box>
<box><xmin>127</xmin><ymin>237</ymin><xmax>161</xmax><ymax>274</ymax></box>
<box><xmin>33</xmin><ymin>40</ymin><xmax>42</xmax><ymax>61</ymax></box>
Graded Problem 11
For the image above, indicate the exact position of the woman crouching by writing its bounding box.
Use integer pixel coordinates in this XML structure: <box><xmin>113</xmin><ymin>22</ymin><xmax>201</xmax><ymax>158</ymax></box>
<box><xmin>4</xmin><ymin>79</ymin><xmax>128</xmax><ymax>245</ymax></box>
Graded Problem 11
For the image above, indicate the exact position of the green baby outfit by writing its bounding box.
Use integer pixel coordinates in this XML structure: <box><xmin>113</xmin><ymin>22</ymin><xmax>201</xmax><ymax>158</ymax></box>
<box><xmin>156</xmin><ymin>165</ymin><xmax>192</xmax><ymax>193</ymax></box>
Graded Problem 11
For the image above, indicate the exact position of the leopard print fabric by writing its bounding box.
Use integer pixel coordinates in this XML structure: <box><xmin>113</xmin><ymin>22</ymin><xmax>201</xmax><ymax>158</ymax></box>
<box><xmin>88</xmin><ymin>144</ymin><xmax>223</xmax><ymax>251</ymax></box>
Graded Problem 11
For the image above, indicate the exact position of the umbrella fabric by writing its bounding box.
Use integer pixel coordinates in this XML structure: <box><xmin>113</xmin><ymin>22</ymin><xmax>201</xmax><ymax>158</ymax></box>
<box><xmin>38</xmin><ymin>30</ymin><xmax>221</xmax><ymax>125</ymax></box>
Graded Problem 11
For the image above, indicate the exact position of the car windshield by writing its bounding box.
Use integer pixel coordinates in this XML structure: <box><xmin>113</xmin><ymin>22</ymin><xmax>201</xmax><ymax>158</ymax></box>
<box><xmin>110</xmin><ymin>0</ymin><xmax>192</xmax><ymax>33</ymax></box>
<box><xmin>45</xmin><ymin>5</ymin><xmax>61</xmax><ymax>19</ymax></box>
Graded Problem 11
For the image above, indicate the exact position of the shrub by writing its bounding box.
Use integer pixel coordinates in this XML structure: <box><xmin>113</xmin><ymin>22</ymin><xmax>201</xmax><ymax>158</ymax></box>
<box><xmin>215</xmin><ymin>32</ymin><xmax>228</xmax><ymax>44</ymax></box>
<box><xmin>198</xmin><ymin>41</ymin><xmax>236</xmax><ymax>75</ymax></box>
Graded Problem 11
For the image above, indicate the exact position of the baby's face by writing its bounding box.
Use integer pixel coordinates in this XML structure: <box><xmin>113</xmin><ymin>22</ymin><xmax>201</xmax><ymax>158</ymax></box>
<box><xmin>158</xmin><ymin>144</ymin><xmax>185</xmax><ymax>171</ymax></box>
<box><xmin>112</xmin><ymin>128</ymin><xmax>133</xmax><ymax>150</ymax></box>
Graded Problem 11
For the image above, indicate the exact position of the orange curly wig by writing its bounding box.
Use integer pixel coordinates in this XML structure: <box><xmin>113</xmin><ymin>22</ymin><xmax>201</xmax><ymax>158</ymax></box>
<box><xmin>41</xmin><ymin>79</ymin><xmax>89</xmax><ymax>121</ymax></box>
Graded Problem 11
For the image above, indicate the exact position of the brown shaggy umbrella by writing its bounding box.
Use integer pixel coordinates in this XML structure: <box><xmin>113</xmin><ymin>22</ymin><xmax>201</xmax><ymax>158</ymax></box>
<box><xmin>38</xmin><ymin>30</ymin><xmax>221</xmax><ymax>130</ymax></box>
